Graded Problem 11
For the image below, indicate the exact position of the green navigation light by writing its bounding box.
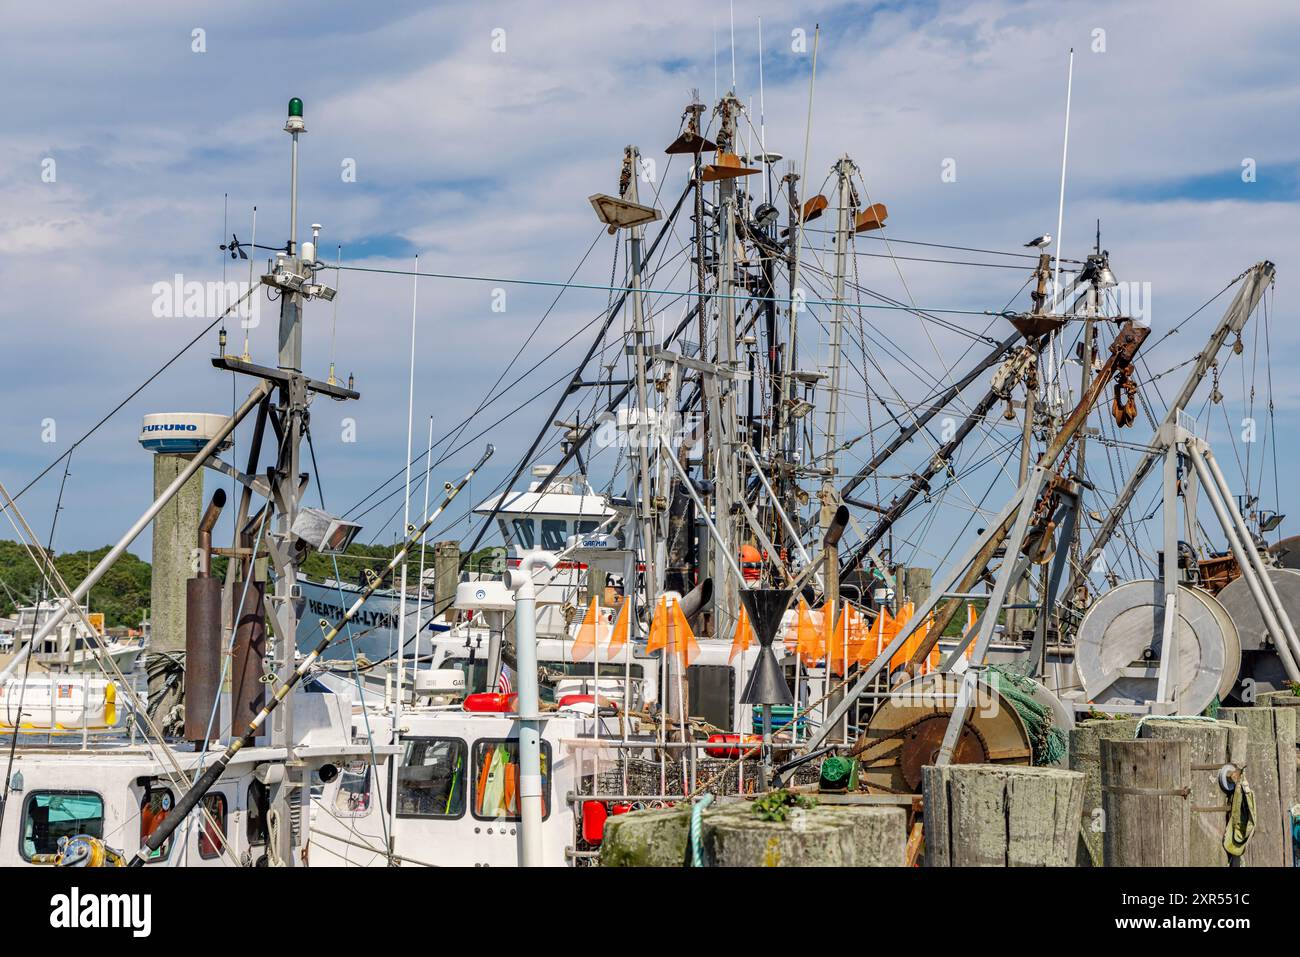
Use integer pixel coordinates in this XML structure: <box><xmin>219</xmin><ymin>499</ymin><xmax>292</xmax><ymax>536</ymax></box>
<box><xmin>288</xmin><ymin>97</ymin><xmax>304</xmax><ymax>118</ymax></box>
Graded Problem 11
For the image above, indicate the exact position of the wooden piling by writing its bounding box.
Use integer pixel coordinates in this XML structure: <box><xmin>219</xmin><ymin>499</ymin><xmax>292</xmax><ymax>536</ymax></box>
<box><xmin>1218</xmin><ymin>706</ymin><xmax>1297</xmax><ymax>867</ymax></box>
<box><xmin>922</xmin><ymin>764</ymin><xmax>1084</xmax><ymax>866</ymax></box>
<box><xmin>1100</xmin><ymin>738</ymin><xmax>1191</xmax><ymax>867</ymax></box>
<box><xmin>1256</xmin><ymin>692</ymin><xmax>1300</xmax><ymax>802</ymax></box>
<box><xmin>1136</xmin><ymin>718</ymin><xmax>1248</xmax><ymax>867</ymax></box>
<box><xmin>599</xmin><ymin>801</ymin><xmax>906</xmax><ymax>866</ymax></box>
<box><xmin>1068</xmin><ymin>717</ymin><xmax>1141</xmax><ymax>866</ymax></box>
<box><xmin>432</xmin><ymin>540</ymin><xmax>460</xmax><ymax>623</ymax></box>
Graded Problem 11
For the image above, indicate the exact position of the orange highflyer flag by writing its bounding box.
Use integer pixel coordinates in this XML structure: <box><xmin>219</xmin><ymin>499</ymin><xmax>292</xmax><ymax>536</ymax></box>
<box><xmin>795</xmin><ymin>597</ymin><xmax>824</xmax><ymax>667</ymax></box>
<box><xmin>571</xmin><ymin>597</ymin><xmax>601</xmax><ymax>660</ymax></box>
<box><xmin>668</xmin><ymin>597</ymin><xmax>700</xmax><ymax>667</ymax></box>
<box><xmin>963</xmin><ymin>602</ymin><xmax>978</xmax><ymax>660</ymax></box>
<box><xmin>645</xmin><ymin>596</ymin><xmax>669</xmax><ymax>654</ymax></box>
<box><xmin>873</xmin><ymin>604</ymin><xmax>894</xmax><ymax>661</ymax></box>
<box><xmin>825</xmin><ymin>601</ymin><xmax>849</xmax><ymax>676</ymax></box>
<box><xmin>605</xmin><ymin>598</ymin><xmax>630</xmax><ymax>659</ymax></box>
<box><xmin>729</xmin><ymin>602</ymin><xmax>753</xmax><ymax>663</ymax></box>
<box><xmin>889</xmin><ymin>601</ymin><xmax>917</xmax><ymax>671</ymax></box>
<box><xmin>847</xmin><ymin>605</ymin><xmax>873</xmax><ymax>665</ymax></box>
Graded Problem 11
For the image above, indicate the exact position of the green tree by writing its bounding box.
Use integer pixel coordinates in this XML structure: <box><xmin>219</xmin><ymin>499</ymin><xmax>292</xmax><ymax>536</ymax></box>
<box><xmin>0</xmin><ymin>539</ymin><xmax>152</xmax><ymax>629</ymax></box>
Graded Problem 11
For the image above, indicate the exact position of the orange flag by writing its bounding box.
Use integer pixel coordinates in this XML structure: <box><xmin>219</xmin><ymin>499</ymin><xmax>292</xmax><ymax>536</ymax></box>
<box><xmin>728</xmin><ymin>602</ymin><xmax>753</xmax><ymax>663</ymax></box>
<box><xmin>668</xmin><ymin>597</ymin><xmax>700</xmax><ymax>666</ymax></box>
<box><xmin>571</xmin><ymin>597</ymin><xmax>601</xmax><ymax>660</ymax></box>
<box><xmin>645</xmin><ymin>596</ymin><xmax>669</xmax><ymax>654</ymax></box>
<box><xmin>889</xmin><ymin>602</ymin><xmax>917</xmax><ymax>671</ymax></box>
<box><xmin>873</xmin><ymin>604</ymin><xmax>894</xmax><ymax>661</ymax></box>
<box><xmin>963</xmin><ymin>602</ymin><xmax>978</xmax><ymax>661</ymax></box>
<box><xmin>847</xmin><ymin>605</ymin><xmax>872</xmax><ymax>665</ymax></box>
<box><xmin>825</xmin><ymin>601</ymin><xmax>850</xmax><ymax>676</ymax></box>
<box><xmin>795</xmin><ymin>597</ymin><xmax>824</xmax><ymax>666</ymax></box>
<box><xmin>605</xmin><ymin>598</ymin><xmax>630</xmax><ymax>659</ymax></box>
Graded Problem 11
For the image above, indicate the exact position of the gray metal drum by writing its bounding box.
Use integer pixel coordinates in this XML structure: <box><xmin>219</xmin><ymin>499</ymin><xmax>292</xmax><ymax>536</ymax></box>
<box><xmin>1268</xmin><ymin>536</ymin><xmax>1300</xmax><ymax>570</ymax></box>
<box><xmin>1182</xmin><ymin>585</ymin><xmax>1242</xmax><ymax>700</ymax></box>
<box><xmin>1075</xmin><ymin>580</ymin><xmax>1230</xmax><ymax>715</ymax></box>
<box><xmin>1216</xmin><ymin>567</ymin><xmax>1300</xmax><ymax>651</ymax></box>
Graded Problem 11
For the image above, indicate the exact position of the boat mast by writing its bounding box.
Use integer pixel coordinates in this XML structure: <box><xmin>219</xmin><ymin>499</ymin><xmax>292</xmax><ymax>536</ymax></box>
<box><xmin>1069</xmin><ymin>226</ymin><xmax>1104</xmax><ymax>598</ymax></box>
<box><xmin>690</xmin><ymin>95</ymin><xmax>711</xmax><ymax>595</ymax></box>
<box><xmin>820</xmin><ymin>156</ymin><xmax>854</xmax><ymax>616</ymax></box>
<box><xmin>624</xmin><ymin>145</ymin><xmax>659</xmax><ymax>603</ymax></box>
<box><xmin>712</xmin><ymin>93</ymin><xmax>744</xmax><ymax>635</ymax></box>
<box><xmin>267</xmin><ymin>96</ymin><xmax>310</xmax><ymax>866</ymax></box>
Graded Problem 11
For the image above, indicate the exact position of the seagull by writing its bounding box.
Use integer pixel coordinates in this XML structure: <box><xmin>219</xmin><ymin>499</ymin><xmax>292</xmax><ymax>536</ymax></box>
<box><xmin>1024</xmin><ymin>233</ymin><xmax>1053</xmax><ymax>249</ymax></box>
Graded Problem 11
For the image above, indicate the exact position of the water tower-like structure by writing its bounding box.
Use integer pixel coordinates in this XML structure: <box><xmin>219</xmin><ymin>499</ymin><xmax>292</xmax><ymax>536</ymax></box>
<box><xmin>139</xmin><ymin>413</ymin><xmax>232</xmax><ymax>653</ymax></box>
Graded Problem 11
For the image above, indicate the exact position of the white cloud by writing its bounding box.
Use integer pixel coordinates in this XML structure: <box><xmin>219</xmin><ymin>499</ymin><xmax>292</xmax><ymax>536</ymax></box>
<box><xmin>0</xmin><ymin>0</ymin><xmax>1295</xmax><ymax>568</ymax></box>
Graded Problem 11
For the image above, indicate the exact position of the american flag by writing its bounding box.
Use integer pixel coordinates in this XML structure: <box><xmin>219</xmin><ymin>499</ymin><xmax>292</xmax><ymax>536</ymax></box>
<box><xmin>497</xmin><ymin>664</ymin><xmax>513</xmax><ymax>694</ymax></box>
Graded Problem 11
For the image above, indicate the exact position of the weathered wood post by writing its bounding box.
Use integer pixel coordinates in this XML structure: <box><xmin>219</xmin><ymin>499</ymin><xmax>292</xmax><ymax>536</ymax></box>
<box><xmin>433</xmin><ymin>540</ymin><xmax>460</xmax><ymax>623</ymax></box>
<box><xmin>599</xmin><ymin>801</ymin><xmax>907</xmax><ymax>866</ymax></box>
<box><xmin>1218</xmin><ymin>706</ymin><xmax>1297</xmax><ymax>867</ymax></box>
<box><xmin>704</xmin><ymin>804</ymin><xmax>905</xmax><ymax>867</ymax></box>
<box><xmin>922</xmin><ymin>765</ymin><xmax>1084</xmax><ymax>866</ymax></box>
<box><xmin>1137</xmin><ymin>718</ymin><xmax>1248</xmax><ymax>866</ymax></box>
<box><xmin>1256</xmin><ymin>692</ymin><xmax>1300</xmax><ymax>802</ymax></box>
<box><xmin>1068</xmin><ymin>717</ymin><xmax>1141</xmax><ymax>866</ymax></box>
<box><xmin>1100</xmin><ymin>738</ymin><xmax>1191</xmax><ymax>866</ymax></box>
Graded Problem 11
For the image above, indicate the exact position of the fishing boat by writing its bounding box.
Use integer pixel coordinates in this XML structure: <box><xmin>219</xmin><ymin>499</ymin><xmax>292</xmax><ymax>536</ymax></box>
<box><xmin>0</xmin><ymin>46</ymin><xmax>1290</xmax><ymax>872</ymax></box>
<box><xmin>9</xmin><ymin>600</ymin><xmax>145</xmax><ymax>675</ymax></box>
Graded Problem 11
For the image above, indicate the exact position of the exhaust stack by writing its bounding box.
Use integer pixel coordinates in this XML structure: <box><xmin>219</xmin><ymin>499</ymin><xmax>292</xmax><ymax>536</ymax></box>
<box><xmin>184</xmin><ymin>488</ymin><xmax>226</xmax><ymax>745</ymax></box>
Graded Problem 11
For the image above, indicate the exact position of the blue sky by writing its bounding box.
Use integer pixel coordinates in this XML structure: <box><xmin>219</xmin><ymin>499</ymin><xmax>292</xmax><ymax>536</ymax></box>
<box><xmin>0</xmin><ymin>0</ymin><xmax>1296</xmax><ymax>590</ymax></box>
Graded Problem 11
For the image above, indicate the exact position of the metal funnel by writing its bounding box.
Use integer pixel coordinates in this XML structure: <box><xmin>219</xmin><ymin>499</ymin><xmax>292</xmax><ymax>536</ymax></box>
<box><xmin>739</xmin><ymin>588</ymin><xmax>794</xmax><ymax>706</ymax></box>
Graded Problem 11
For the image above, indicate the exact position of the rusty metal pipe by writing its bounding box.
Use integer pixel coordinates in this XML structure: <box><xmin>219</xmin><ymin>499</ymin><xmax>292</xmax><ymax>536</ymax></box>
<box><xmin>196</xmin><ymin>488</ymin><xmax>227</xmax><ymax>578</ymax></box>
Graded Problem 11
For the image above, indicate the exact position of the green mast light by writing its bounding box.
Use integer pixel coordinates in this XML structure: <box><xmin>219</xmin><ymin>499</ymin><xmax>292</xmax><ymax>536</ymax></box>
<box><xmin>288</xmin><ymin>97</ymin><xmax>304</xmax><ymax>118</ymax></box>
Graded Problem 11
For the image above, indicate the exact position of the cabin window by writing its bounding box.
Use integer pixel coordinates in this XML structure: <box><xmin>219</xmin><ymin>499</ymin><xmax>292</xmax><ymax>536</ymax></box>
<box><xmin>441</xmin><ymin>657</ymin><xmax>490</xmax><ymax>694</ymax></box>
<box><xmin>542</xmin><ymin>661</ymin><xmax>644</xmax><ymax>706</ymax></box>
<box><xmin>510</xmin><ymin>519</ymin><xmax>536</xmax><ymax>549</ymax></box>
<box><xmin>139</xmin><ymin>786</ymin><xmax>175</xmax><ymax>862</ymax></box>
<box><xmin>332</xmin><ymin>762</ymin><xmax>373</xmax><ymax>817</ymax></box>
<box><xmin>540</xmin><ymin>519</ymin><xmax>568</xmax><ymax>551</ymax></box>
<box><xmin>548</xmin><ymin>661</ymin><xmax>643</xmax><ymax>679</ymax></box>
<box><xmin>20</xmin><ymin>791</ymin><xmax>103</xmax><ymax>862</ymax></box>
<box><xmin>198</xmin><ymin>793</ymin><xmax>227</xmax><ymax>860</ymax></box>
<box><xmin>576</xmin><ymin>520</ymin><xmax>601</xmax><ymax>535</ymax></box>
<box><xmin>471</xmin><ymin>739</ymin><xmax>551</xmax><ymax>821</ymax></box>
<box><xmin>397</xmin><ymin>738</ymin><xmax>468</xmax><ymax>819</ymax></box>
<box><xmin>686</xmin><ymin>664</ymin><xmax>735</xmax><ymax>731</ymax></box>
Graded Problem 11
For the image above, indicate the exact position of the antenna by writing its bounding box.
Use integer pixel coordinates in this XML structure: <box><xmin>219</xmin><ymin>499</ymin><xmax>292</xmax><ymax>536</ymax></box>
<box><xmin>758</xmin><ymin>16</ymin><xmax>767</xmax><ymax>202</ymax></box>
<box><xmin>395</xmin><ymin>252</ymin><xmax>420</xmax><ymax>749</ymax></box>
<box><xmin>329</xmin><ymin>243</ymin><xmax>341</xmax><ymax>385</ymax></box>
<box><xmin>729</xmin><ymin>0</ymin><xmax>736</xmax><ymax>91</ymax></box>
<box><xmin>1048</xmin><ymin>48</ymin><xmax>1075</xmax><ymax>408</ymax></box>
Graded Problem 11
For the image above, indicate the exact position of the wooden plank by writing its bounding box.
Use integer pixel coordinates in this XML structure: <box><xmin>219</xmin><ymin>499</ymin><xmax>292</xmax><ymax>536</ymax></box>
<box><xmin>905</xmin><ymin>819</ymin><xmax>924</xmax><ymax>867</ymax></box>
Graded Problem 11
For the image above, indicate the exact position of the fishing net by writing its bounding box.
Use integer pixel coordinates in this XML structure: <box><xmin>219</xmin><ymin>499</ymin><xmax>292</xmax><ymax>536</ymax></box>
<box><xmin>985</xmin><ymin>665</ymin><xmax>1066</xmax><ymax>766</ymax></box>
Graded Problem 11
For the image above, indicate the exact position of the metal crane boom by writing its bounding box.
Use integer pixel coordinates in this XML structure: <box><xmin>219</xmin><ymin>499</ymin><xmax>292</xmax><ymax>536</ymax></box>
<box><xmin>1065</xmin><ymin>261</ymin><xmax>1274</xmax><ymax>603</ymax></box>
